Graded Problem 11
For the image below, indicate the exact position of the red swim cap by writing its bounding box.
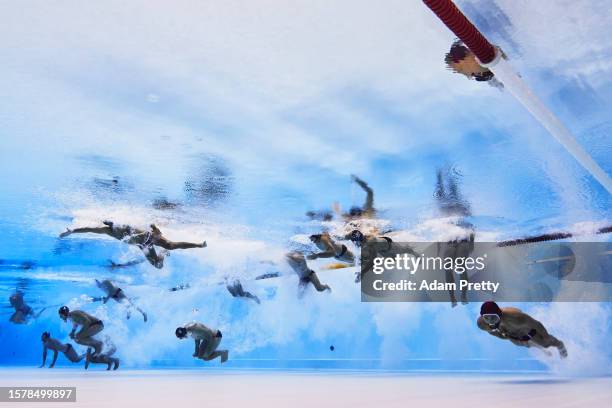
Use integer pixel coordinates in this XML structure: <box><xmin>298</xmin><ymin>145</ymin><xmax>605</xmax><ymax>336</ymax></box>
<box><xmin>480</xmin><ymin>301</ymin><xmax>502</xmax><ymax>316</ymax></box>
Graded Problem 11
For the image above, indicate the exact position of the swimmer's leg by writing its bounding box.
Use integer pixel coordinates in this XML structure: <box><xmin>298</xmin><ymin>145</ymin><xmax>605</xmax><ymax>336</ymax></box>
<box><xmin>75</xmin><ymin>337</ymin><xmax>104</xmax><ymax>356</ymax></box>
<box><xmin>200</xmin><ymin>350</ymin><xmax>229</xmax><ymax>363</ymax></box>
<box><xmin>308</xmin><ymin>272</ymin><xmax>331</xmax><ymax>292</ymax></box>
<box><xmin>111</xmin><ymin>357</ymin><xmax>120</xmax><ymax>370</ymax></box>
<box><xmin>141</xmin><ymin>246</ymin><xmax>166</xmax><ymax>269</ymax></box>
<box><xmin>298</xmin><ymin>279</ymin><xmax>308</xmax><ymax>299</ymax></box>
<box><xmin>61</xmin><ymin>226</ymin><xmax>113</xmax><ymax>238</ymax></box>
<box><xmin>75</xmin><ymin>324</ymin><xmax>104</xmax><ymax>355</ymax></box>
<box><xmin>64</xmin><ymin>344</ymin><xmax>85</xmax><ymax>363</ymax></box>
<box><xmin>84</xmin><ymin>349</ymin><xmax>92</xmax><ymax>370</ymax></box>
<box><xmin>193</xmin><ymin>339</ymin><xmax>202</xmax><ymax>357</ymax></box>
<box><xmin>531</xmin><ymin>327</ymin><xmax>567</xmax><ymax>358</ymax></box>
<box><xmin>245</xmin><ymin>292</ymin><xmax>260</xmax><ymax>304</ymax></box>
<box><xmin>122</xmin><ymin>298</ymin><xmax>147</xmax><ymax>322</ymax></box>
<box><xmin>9</xmin><ymin>311</ymin><xmax>26</xmax><ymax>324</ymax></box>
<box><xmin>154</xmin><ymin>237</ymin><xmax>206</xmax><ymax>250</ymax></box>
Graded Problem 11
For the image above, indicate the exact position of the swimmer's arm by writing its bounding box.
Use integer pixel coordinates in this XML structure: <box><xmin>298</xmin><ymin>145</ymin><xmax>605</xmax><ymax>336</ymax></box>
<box><xmin>477</xmin><ymin>317</ymin><xmax>507</xmax><ymax>340</ymax></box>
<box><xmin>49</xmin><ymin>349</ymin><xmax>59</xmax><ymax>368</ymax></box>
<box><xmin>509</xmin><ymin>338</ymin><xmax>530</xmax><ymax>348</ymax></box>
<box><xmin>307</xmin><ymin>251</ymin><xmax>334</xmax><ymax>260</ymax></box>
<box><xmin>352</xmin><ymin>175</ymin><xmax>374</xmax><ymax>211</ymax></box>
<box><xmin>40</xmin><ymin>346</ymin><xmax>48</xmax><ymax>367</ymax></box>
<box><xmin>68</xmin><ymin>227</ymin><xmax>111</xmax><ymax>235</ymax></box>
<box><xmin>193</xmin><ymin>339</ymin><xmax>201</xmax><ymax>357</ymax></box>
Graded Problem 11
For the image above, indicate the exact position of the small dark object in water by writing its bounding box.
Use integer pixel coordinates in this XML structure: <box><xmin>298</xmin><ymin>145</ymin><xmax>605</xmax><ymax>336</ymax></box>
<box><xmin>152</xmin><ymin>197</ymin><xmax>180</xmax><ymax>210</ymax></box>
<box><xmin>329</xmin><ymin>345</ymin><xmax>335</xmax><ymax>351</ymax></box>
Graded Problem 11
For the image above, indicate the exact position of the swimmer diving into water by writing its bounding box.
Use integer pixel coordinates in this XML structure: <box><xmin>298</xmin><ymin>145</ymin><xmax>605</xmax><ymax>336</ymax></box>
<box><xmin>226</xmin><ymin>279</ymin><xmax>260</xmax><ymax>304</ymax></box>
<box><xmin>334</xmin><ymin>175</ymin><xmax>376</xmax><ymax>221</ymax></box>
<box><xmin>40</xmin><ymin>332</ymin><xmax>85</xmax><ymax>368</ymax></box>
<box><xmin>350</xmin><ymin>230</ymin><xmax>418</xmax><ymax>283</ymax></box>
<box><xmin>175</xmin><ymin>322</ymin><xmax>229</xmax><ymax>363</ymax></box>
<box><xmin>308</xmin><ymin>233</ymin><xmax>355</xmax><ymax>264</ymax></box>
<box><xmin>286</xmin><ymin>251</ymin><xmax>331</xmax><ymax>297</ymax></box>
<box><xmin>95</xmin><ymin>279</ymin><xmax>148</xmax><ymax>322</ymax></box>
<box><xmin>58</xmin><ymin>306</ymin><xmax>105</xmax><ymax>356</ymax></box>
<box><xmin>445</xmin><ymin>40</ymin><xmax>503</xmax><ymax>88</ymax></box>
<box><xmin>9</xmin><ymin>291</ymin><xmax>45</xmax><ymax>324</ymax></box>
<box><xmin>478</xmin><ymin>301</ymin><xmax>567</xmax><ymax>358</ymax></box>
<box><xmin>59</xmin><ymin>221</ymin><xmax>207</xmax><ymax>269</ymax></box>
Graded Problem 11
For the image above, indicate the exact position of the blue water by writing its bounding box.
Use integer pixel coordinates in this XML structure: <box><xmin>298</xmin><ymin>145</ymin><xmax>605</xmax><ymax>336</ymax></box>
<box><xmin>0</xmin><ymin>1</ymin><xmax>611</xmax><ymax>372</ymax></box>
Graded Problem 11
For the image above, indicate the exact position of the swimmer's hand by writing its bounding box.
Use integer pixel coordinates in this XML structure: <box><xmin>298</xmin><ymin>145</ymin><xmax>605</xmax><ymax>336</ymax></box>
<box><xmin>59</xmin><ymin>229</ymin><xmax>72</xmax><ymax>238</ymax></box>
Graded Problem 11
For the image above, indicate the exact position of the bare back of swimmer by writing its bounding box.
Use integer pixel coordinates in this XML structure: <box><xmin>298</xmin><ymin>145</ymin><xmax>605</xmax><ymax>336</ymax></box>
<box><xmin>40</xmin><ymin>332</ymin><xmax>85</xmax><ymax>368</ymax></box>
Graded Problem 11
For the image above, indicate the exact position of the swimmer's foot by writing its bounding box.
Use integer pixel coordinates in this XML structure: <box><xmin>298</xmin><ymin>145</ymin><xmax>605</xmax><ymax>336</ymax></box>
<box><xmin>220</xmin><ymin>350</ymin><xmax>229</xmax><ymax>363</ymax></box>
<box><xmin>143</xmin><ymin>312</ymin><xmax>148</xmax><ymax>322</ymax></box>
<box><xmin>354</xmin><ymin>272</ymin><xmax>362</xmax><ymax>283</ymax></box>
<box><xmin>106</xmin><ymin>363</ymin><xmax>112</xmax><ymax>370</ymax></box>
<box><xmin>113</xmin><ymin>359</ymin><xmax>120</xmax><ymax>370</ymax></box>
<box><xmin>559</xmin><ymin>344</ymin><xmax>568</xmax><ymax>359</ymax></box>
<box><xmin>85</xmin><ymin>349</ymin><xmax>91</xmax><ymax>370</ymax></box>
<box><xmin>451</xmin><ymin>300</ymin><xmax>458</xmax><ymax>308</ymax></box>
<box><xmin>59</xmin><ymin>229</ymin><xmax>72</xmax><ymax>238</ymax></box>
